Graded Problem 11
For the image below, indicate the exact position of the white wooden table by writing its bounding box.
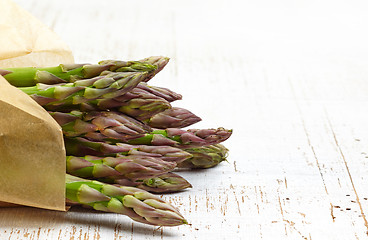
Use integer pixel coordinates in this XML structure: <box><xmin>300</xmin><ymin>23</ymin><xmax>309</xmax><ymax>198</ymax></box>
<box><xmin>2</xmin><ymin>0</ymin><xmax>368</xmax><ymax>239</ymax></box>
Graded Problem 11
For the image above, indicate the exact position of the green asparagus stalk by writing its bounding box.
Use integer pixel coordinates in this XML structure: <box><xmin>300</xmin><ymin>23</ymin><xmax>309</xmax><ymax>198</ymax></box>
<box><xmin>66</xmin><ymin>174</ymin><xmax>187</xmax><ymax>226</ymax></box>
<box><xmin>178</xmin><ymin>144</ymin><xmax>229</xmax><ymax>169</ymax></box>
<box><xmin>106</xmin><ymin>172</ymin><xmax>192</xmax><ymax>193</ymax></box>
<box><xmin>145</xmin><ymin>107</ymin><xmax>202</xmax><ymax>129</ymax></box>
<box><xmin>64</xmin><ymin>137</ymin><xmax>192</xmax><ymax>163</ymax></box>
<box><xmin>0</xmin><ymin>64</ymin><xmax>114</xmax><ymax>87</ymax></box>
<box><xmin>66</xmin><ymin>126</ymin><xmax>231</xmax><ymax>148</ymax></box>
<box><xmin>66</xmin><ymin>155</ymin><xmax>176</xmax><ymax>180</ymax></box>
<box><xmin>1</xmin><ymin>56</ymin><xmax>169</xmax><ymax>87</ymax></box>
<box><xmin>125</xmin><ymin>128</ymin><xmax>233</xmax><ymax>148</ymax></box>
<box><xmin>51</xmin><ymin>110</ymin><xmax>230</xmax><ymax>148</ymax></box>
<box><xmin>99</xmin><ymin>56</ymin><xmax>169</xmax><ymax>83</ymax></box>
<box><xmin>19</xmin><ymin>72</ymin><xmax>149</xmax><ymax>110</ymax></box>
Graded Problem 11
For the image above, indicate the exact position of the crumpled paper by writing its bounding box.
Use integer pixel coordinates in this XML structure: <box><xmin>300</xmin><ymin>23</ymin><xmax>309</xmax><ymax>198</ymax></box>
<box><xmin>0</xmin><ymin>0</ymin><xmax>74</xmax><ymax>67</ymax></box>
<box><xmin>0</xmin><ymin>0</ymin><xmax>75</xmax><ymax>211</ymax></box>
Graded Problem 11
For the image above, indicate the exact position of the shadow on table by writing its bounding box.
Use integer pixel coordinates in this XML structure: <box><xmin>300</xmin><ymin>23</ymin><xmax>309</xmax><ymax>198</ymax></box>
<box><xmin>0</xmin><ymin>206</ymin><xmax>179</xmax><ymax>237</ymax></box>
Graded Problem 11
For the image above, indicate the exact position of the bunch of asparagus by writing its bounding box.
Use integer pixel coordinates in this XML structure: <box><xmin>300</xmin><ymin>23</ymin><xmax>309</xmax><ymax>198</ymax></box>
<box><xmin>1</xmin><ymin>56</ymin><xmax>232</xmax><ymax>227</ymax></box>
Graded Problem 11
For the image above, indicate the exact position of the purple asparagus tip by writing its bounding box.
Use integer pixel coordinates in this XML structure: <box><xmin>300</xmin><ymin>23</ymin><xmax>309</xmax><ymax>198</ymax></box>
<box><xmin>147</xmin><ymin>107</ymin><xmax>202</xmax><ymax>129</ymax></box>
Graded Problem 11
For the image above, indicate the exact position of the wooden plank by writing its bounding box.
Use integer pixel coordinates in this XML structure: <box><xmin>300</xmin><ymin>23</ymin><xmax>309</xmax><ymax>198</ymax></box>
<box><xmin>2</xmin><ymin>0</ymin><xmax>368</xmax><ymax>239</ymax></box>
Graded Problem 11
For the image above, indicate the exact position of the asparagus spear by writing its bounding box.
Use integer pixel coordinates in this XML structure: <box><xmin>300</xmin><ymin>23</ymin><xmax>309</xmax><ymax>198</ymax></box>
<box><xmin>126</xmin><ymin>128</ymin><xmax>232</xmax><ymax>148</ymax></box>
<box><xmin>106</xmin><ymin>172</ymin><xmax>192</xmax><ymax>193</ymax></box>
<box><xmin>146</xmin><ymin>107</ymin><xmax>202</xmax><ymax>128</ymax></box>
<box><xmin>0</xmin><ymin>64</ymin><xmax>114</xmax><ymax>87</ymax></box>
<box><xmin>99</xmin><ymin>56</ymin><xmax>169</xmax><ymax>83</ymax></box>
<box><xmin>52</xmin><ymin>110</ymin><xmax>231</xmax><ymax>148</ymax></box>
<box><xmin>94</xmin><ymin>85</ymin><xmax>175</xmax><ymax>121</ymax></box>
<box><xmin>19</xmin><ymin>72</ymin><xmax>149</xmax><ymax>110</ymax></box>
<box><xmin>67</xmin><ymin>126</ymin><xmax>231</xmax><ymax>148</ymax></box>
<box><xmin>66</xmin><ymin>174</ymin><xmax>187</xmax><ymax>226</ymax></box>
<box><xmin>178</xmin><ymin>144</ymin><xmax>229</xmax><ymax>169</ymax></box>
<box><xmin>135</xmin><ymin>82</ymin><xmax>182</xmax><ymax>102</ymax></box>
<box><xmin>64</xmin><ymin>137</ymin><xmax>192</xmax><ymax>163</ymax></box>
<box><xmin>66</xmin><ymin>155</ymin><xmax>176</xmax><ymax>180</ymax></box>
<box><xmin>50</xmin><ymin>110</ymin><xmax>152</xmax><ymax>140</ymax></box>
<box><xmin>1</xmin><ymin>56</ymin><xmax>169</xmax><ymax>87</ymax></box>
<box><xmin>45</xmin><ymin>82</ymin><xmax>179</xmax><ymax>121</ymax></box>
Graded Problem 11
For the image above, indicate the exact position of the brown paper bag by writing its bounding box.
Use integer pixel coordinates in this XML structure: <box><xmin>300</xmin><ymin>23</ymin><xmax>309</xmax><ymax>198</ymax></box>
<box><xmin>0</xmin><ymin>76</ymin><xmax>66</xmax><ymax>211</ymax></box>
<box><xmin>0</xmin><ymin>0</ymin><xmax>75</xmax><ymax>211</ymax></box>
<box><xmin>0</xmin><ymin>0</ymin><xmax>74</xmax><ymax>67</ymax></box>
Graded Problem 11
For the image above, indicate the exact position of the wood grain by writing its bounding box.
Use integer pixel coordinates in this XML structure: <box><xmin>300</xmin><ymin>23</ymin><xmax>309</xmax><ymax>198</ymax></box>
<box><xmin>3</xmin><ymin>0</ymin><xmax>368</xmax><ymax>239</ymax></box>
